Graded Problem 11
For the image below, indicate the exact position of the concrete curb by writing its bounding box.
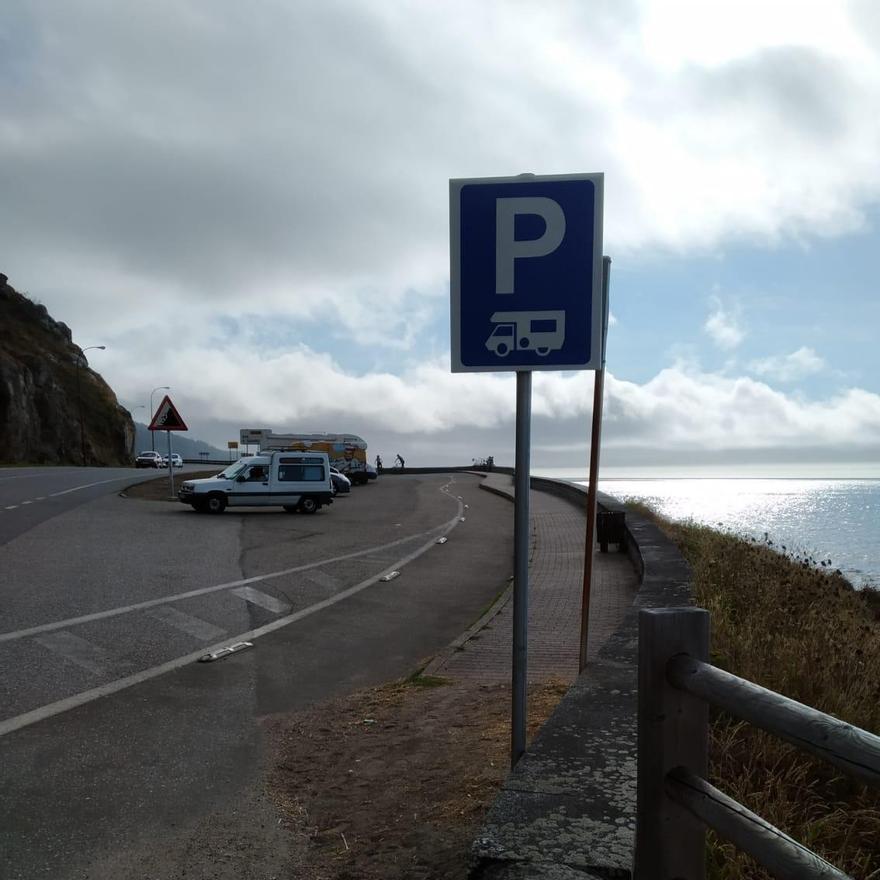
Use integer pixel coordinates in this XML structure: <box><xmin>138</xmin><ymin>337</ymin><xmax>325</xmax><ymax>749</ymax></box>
<box><xmin>422</xmin><ymin>580</ymin><xmax>514</xmax><ymax>677</ymax></box>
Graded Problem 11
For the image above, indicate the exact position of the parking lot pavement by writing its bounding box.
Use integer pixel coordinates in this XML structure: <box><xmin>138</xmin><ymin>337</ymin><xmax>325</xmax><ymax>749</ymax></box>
<box><xmin>0</xmin><ymin>472</ymin><xmax>515</xmax><ymax>880</ymax></box>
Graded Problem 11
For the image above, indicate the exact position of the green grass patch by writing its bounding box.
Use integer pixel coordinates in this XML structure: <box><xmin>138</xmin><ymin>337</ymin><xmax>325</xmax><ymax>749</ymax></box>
<box><xmin>472</xmin><ymin>581</ymin><xmax>512</xmax><ymax>625</ymax></box>
<box><xmin>402</xmin><ymin>666</ymin><xmax>450</xmax><ymax>689</ymax></box>
<box><xmin>631</xmin><ymin>503</ymin><xmax>880</xmax><ymax>880</ymax></box>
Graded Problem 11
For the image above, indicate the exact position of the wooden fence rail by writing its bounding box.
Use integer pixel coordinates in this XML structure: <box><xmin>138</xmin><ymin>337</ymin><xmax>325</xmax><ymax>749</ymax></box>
<box><xmin>633</xmin><ymin>607</ymin><xmax>880</xmax><ymax>880</ymax></box>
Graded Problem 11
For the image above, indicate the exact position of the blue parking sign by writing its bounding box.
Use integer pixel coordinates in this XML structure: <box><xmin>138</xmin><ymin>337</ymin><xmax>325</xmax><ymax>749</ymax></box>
<box><xmin>450</xmin><ymin>173</ymin><xmax>603</xmax><ymax>372</ymax></box>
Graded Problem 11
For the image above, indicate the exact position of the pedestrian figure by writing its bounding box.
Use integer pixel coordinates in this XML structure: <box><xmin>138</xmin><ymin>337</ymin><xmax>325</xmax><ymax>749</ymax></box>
<box><xmin>376</xmin><ymin>454</ymin><xmax>383</xmax><ymax>472</ymax></box>
<box><xmin>395</xmin><ymin>453</ymin><xmax>405</xmax><ymax>471</ymax></box>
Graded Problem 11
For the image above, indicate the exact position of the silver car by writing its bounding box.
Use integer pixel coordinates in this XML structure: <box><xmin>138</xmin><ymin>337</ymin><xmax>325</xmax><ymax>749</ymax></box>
<box><xmin>329</xmin><ymin>467</ymin><xmax>351</xmax><ymax>495</ymax></box>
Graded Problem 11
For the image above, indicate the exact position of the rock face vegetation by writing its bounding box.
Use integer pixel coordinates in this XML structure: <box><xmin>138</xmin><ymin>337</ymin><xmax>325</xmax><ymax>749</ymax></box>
<box><xmin>0</xmin><ymin>272</ymin><xmax>134</xmax><ymax>465</ymax></box>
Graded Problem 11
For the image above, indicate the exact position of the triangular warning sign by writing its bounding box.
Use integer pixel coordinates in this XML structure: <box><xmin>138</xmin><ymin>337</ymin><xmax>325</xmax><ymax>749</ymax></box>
<box><xmin>148</xmin><ymin>395</ymin><xmax>188</xmax><ymax>432</ymax></box>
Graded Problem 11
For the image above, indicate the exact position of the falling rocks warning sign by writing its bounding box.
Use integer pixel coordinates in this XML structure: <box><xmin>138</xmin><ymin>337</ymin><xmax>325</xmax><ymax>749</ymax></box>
<box><xmin>148</xmin><ymin>395</ymin><xmax>188</xmax><ymax>432</ymax></box>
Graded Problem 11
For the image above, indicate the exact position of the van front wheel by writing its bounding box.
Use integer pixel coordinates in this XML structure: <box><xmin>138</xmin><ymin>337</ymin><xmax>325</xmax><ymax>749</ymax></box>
<box><xmin>298</xmin><ymin>497</ymin><xmax>318</xmax><ymax>514</ymax></box>
<box><xmin>206</xmin><ymin>494</ymin><xmax>227</xmax><ymax>515</ymax></box>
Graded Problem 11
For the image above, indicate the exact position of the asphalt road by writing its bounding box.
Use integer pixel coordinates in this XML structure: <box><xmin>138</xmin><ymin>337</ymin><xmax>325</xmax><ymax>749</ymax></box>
<box><xmin>0</xmin><ymin>469</ymin><xmax>514</xmax><ymax>879</ymax></box>
<box><xmin>0</xmin><ymin>464</ymin><xmax>202</xmax><ymax>547</ymax></box>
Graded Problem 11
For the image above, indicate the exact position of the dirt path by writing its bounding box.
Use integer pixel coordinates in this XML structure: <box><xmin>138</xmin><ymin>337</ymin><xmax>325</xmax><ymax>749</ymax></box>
<box><xmin>263</xmin><ymin>675</ymin><xmax>568</xmax><ymax>879</ymax></box>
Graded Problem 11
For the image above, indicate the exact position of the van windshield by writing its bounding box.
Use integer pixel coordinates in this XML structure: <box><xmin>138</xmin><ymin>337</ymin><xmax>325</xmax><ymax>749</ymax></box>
<box><xmin>217</xmin><ymin>461</ymin><xmax>249</xmax><ymax>479</ymax></box>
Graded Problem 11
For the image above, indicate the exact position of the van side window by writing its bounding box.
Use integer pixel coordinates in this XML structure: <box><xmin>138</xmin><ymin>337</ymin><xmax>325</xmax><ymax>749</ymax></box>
<box><xmin>277</xmin><ymin>464</ymin><xmax>325</xmax><ymax>482</ymax></box>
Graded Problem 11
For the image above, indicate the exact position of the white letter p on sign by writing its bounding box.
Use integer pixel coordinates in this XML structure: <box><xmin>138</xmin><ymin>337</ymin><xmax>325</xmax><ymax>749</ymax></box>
<box><xmin>495</xmin><ymin>197</ymin><xmax>566</xmax><ymax>294</ymax></box>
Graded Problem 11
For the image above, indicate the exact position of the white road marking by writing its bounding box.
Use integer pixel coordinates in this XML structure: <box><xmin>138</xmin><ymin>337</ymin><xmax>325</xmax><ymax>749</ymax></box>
<box><xmin>33</xmin><ymin>631</ymin><xmax>109</xmax><ymax>676</ymax></box>
<box><xmin>49</xmin><ymin>476</ymin><xmax>140</xmax><ymax>497</ymax></box>
<box><xmin>0</xmin><ymin>469</ymin><xmax>83</xmax><ymax>482</ymax></box>
<box><xmin>302</xmin><ymin>570</ymin><xmax>340</xmax><ymax>589</ymax></box>
<box><xmin>5</xmin><ymin>506</ymin><xmax>17</xmax><ymax>510</ymax></box>
<box><xmin>230</xmin><ymin>587</ymin><xmax>291</xmax><ymax>614</ymax></box>
<box><xmin>21</xmin><ymin>501</ymin><xmax>32</xmax><ymax>505</ymax></box>
<box><xmin>0</xmin><ymin>499</ymin><xmax>464</xmax><ymax>738</ymax></box>
<box><xmin>35</xmin><ymin>497</ymin><xmax>46</xmax><ymax>501</ymax></box>
<box><xmin>0</xmin><ymin>522</ymin><xmax>454</xmax><ymax>645</ymax></box>
<box><xmin>144</xmin><ymin>606</ymin><xmax>227</xmax><ymax>642</ymax></box>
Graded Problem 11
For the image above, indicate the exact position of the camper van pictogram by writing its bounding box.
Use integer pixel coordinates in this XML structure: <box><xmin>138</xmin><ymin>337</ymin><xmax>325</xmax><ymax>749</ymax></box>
<box><xmin>485</xmin><ymin>310</ymin><xmax>566</xmax><ymax>357</ymax></box>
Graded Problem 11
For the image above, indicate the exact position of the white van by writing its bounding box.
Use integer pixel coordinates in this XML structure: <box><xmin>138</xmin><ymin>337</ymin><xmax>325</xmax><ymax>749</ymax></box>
<box><xmin>178</xmin><ymin>452</ymin><xmax>333</xmax><ymax>514</ymax></box>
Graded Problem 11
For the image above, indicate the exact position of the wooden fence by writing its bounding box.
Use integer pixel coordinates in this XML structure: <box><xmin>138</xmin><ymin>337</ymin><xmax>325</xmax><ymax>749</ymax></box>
<box><xmin>634</xmin><ymin>607</ymin><xmax>880</xmax><ymax>880</ymax></box>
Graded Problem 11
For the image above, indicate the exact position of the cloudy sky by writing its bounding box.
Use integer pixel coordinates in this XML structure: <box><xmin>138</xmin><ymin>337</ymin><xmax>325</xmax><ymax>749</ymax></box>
<box><xmin>3</xmin><ymin>0</ymin><xmax>880</xmax><ymax>474</ymax></box>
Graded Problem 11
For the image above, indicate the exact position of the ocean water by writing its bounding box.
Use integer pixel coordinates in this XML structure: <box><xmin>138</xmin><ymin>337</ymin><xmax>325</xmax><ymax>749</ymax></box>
<box><xmin>538</xmin><ymin>473</ymin><xmax>880</xmax><ymax>589</ymax></box>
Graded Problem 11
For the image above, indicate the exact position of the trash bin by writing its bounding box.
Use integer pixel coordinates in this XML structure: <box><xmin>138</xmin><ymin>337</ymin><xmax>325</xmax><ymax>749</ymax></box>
<box><xmin>597</xmin><ymin>510</ymin><xmax>626</xmax><ymax>553</ymax></box>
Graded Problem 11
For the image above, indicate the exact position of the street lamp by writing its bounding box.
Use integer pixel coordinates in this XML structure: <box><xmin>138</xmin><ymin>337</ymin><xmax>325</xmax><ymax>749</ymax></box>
<box><xmin>150</xmin><ymin>386</ymin><xmax>170</xmax><ymax>451</ymax></box>
<box><xmin>76</xmin><ymin>345</ymin><xmax>106</xmax><ymax>466</ymax></box>
<box><xmin>129</xmin><ymin>405</ymin><xmax>146</xmax><ymax>458</ymax></box>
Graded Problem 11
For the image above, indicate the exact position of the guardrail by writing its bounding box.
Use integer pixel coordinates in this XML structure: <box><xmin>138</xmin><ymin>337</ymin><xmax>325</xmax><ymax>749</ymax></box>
<box><xmin>634</xmin><ymin>607</ymin><xmax>880</xmax><ymax>880</ymax></box>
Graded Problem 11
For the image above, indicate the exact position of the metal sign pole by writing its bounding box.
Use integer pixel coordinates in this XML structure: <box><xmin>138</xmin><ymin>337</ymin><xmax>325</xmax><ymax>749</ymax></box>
<box><xmin>167</xmin><ymin>430</ymin><xmax>175</xmax><ymax>498</ymax></box>
<box><xmin>579</xmin><ymin>257</ymin><xmax>612</xmax><ymax>671</ymax></box>
<box><xmin>511</xmin><ymin>370</ymin><xmax>532</xmax><ymax>767</ymax></box>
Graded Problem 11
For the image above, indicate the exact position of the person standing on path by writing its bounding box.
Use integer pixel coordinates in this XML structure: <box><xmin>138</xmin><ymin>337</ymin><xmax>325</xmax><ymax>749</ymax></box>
<box><xmin>395</xmin><ymin>454</ymin><xmax>405</xmax><ymax>471</ymax></box>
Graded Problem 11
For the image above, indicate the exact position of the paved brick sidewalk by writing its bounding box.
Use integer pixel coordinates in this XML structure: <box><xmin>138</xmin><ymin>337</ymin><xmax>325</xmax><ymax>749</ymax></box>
<box><xmin>429</xmin><ymin>475</ymin><xmax>638</xmax><ymax>684</ymax></box>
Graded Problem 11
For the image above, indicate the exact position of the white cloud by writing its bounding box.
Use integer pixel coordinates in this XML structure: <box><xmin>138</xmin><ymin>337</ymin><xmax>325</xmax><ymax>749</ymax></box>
<box><xmin>704</xmin><ymin>297</ymin><xmax>744</xmax><ymax>350</ymax></box>
<box><xmin>103</xmin><ymin>335</ymin><xmax>880</xmax><ymax>461</ymax></box>
<box><xmin>749</xmin><ymin>346</ymin><xmax>826</xmax><ymax>382</ymax></box>
<box><xmin>4</xmin><ymin>1</ymin><xmax>880</xmax><ymax>349</ymax></box>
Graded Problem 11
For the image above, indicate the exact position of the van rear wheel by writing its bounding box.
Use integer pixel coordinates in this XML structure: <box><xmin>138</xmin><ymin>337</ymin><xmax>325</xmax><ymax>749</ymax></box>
<box><xmin>298</xmin><ymin>497</ymin><xmax>318</xmax><ymax>514</ymax></box>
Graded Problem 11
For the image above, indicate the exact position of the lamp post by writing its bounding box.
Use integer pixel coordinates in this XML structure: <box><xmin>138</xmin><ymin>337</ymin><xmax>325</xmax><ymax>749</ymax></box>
<box><xmin>76</xmin><ymin>345</ymin><xmax>106</xmax><ymax>466</ymax></box>
<box><xmin>129</xmin><ymin>405</ymin><xmax>145</xmax><ymax>457</ymax></box>
<box><xmin>150</xmin><ymin>386</ymin><xmax>170</xmax><ymax>451</ymax></box>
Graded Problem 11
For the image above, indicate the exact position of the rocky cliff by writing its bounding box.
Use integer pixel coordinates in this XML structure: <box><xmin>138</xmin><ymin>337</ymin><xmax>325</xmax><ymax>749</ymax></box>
<box><xmin>0</xmin><ymin>273</ymin><xmax>134</xmax><ymax>465</ymax></box>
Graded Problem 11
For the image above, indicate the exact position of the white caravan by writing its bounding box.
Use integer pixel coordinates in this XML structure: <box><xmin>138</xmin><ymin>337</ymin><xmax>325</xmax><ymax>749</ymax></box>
<box><xmin>178</xmin><ymin>452</ymin><xmax>333</xmax><ymax>514</ymax></box>
<box><xmin>485</xmin><ymin>310</ymin><xmax>566</xmax><ymax>357</ymax></box>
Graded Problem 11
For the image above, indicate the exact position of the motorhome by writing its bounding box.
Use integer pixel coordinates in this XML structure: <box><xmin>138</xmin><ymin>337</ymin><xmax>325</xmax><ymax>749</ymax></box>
<box><xmin>240</xmin><ymin>430</ymin><xmax>371</xmax><ymax>485</ymax></box>
<box><xmin>178</xmin><ymin>451</ymin><xmax>333</xmax><ymax>514</ymax></box>
<box><xmin>485</xmin><ymin>310</ymin><xmax>566</xmax><ymax>357</ymax></box>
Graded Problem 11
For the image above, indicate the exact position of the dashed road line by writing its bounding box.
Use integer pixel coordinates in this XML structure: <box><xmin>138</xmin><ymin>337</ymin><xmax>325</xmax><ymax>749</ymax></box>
<box><xmin>144</xmin><ymin>606</ymin><xmax>227</xmax><ymax>642</ymax></box>
<box><xmin>49</xmin><ymin>476</ymin><xmax>140</xmax><ymax>498</ymax></box>
<box><xmin>230</xmin><ymin>586</ymin><xmax>291</xmax><ymax>614</ymax></box>
<box><xmin>33</xmin><ymin>631</ymin><xmax>110</xmax><ymax>676</ymax></box>
<box><xmin>0</xmin><ymin>499</ymin><xmax>464</xmax><ymax>738</ymax></box>
<box><xmin>0</xmin><ymin>521</ymin><xmax>455</xmax><ymax>645</ymax></box>
<box><xmin>302</xmin><ymin>570</ymin><xmax>340</xmax><ymax>590</ymax></box>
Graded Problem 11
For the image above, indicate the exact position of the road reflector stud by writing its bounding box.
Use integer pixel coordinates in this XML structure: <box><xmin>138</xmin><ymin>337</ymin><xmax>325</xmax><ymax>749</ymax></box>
<box><xmin>460</xmin><ymin>517</ymin><xmax>466</xmax><ymax>522</ymax></box>
<box><xmin>464</xmin><ymin>504</ymin><xmax>469</xmax><ymax>509</ymax></box>
<box><xmin>198</xmin><ymin>641</ymin><xmax>254</xmax><ymax>663</ymax></box>
<box><xmin>380</xmin><ymin>571</ymin><xmax>401</xmax><ymax>582</ymax></box>
<box><xmin>436</xmin><ymin>536</ymin><xmax>448</xmax><ymax>544</ymax></box>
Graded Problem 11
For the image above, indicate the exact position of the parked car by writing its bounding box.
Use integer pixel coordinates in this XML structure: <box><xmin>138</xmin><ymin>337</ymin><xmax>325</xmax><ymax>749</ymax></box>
<box><xmin>135</xmin><ymin>451</ymin><xmax>164</xmax><ymax>468</ymax></box>
<box><xmin>329</xmin><ymin>467</ymin><xmax>351</xmax><ymax>495</ymax></box>
<box><xmin>161</xmin><ymin>453</ymin><xmax>183</xmax><ymax>468</ymax></box>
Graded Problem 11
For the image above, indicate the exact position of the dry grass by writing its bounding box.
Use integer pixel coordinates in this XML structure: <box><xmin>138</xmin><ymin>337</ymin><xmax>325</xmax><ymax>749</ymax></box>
<box><xmin>631</xmin><ymin>504</ymin><xmax>880</xmax><ymax>880</ymax></box>
<box><xmin>264</xmin><ymin>676</ymin><xmax>571</xmax><ymax>880</ymax></box>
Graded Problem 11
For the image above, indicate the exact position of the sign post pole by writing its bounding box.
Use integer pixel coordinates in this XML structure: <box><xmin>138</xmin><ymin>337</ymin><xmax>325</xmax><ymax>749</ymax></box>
<box><xmin>167</xmin><ymin>429</ymin><xmax>175</xmax><ymax>498</ymax></box>
<box><xmin>450</xmin><ymin>171</ymin><xmax>604</xmax><ymax>769</ymax></box>
<box><xmin>511</xmin><ymin>370</ymin><xmax>532</xmax><ymax>767</ymax></box>
<box><xmin>579</xmin><ymin>257</ymin><xmax>612</xmax><ymax>671</ymax></box>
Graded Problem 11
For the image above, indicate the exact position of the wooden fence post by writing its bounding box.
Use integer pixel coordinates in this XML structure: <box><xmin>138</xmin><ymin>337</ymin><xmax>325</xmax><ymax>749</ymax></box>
<box><xmin>634</xmin><ymin>607</ymin><xmax>710</xmax><ymax>880</ymax></box>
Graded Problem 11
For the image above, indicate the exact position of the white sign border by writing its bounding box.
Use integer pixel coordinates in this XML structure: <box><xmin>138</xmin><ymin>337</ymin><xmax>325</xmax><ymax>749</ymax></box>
<box><xmin>449</xmin><ymin>172</ymin><xmax>604</xmax><ymax>373</ymax></box>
